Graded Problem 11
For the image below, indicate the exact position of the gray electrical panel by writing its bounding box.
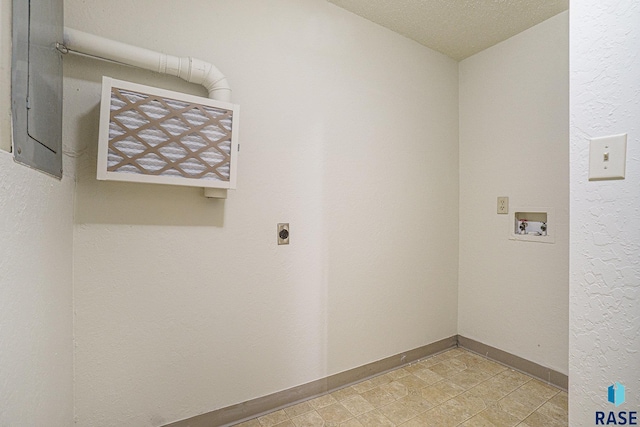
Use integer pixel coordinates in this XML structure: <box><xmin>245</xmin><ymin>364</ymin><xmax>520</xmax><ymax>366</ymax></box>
<box><xmin>11</xmin><ymin>0</ymin><xmax>64</xmax><ymax>178</ymax></box>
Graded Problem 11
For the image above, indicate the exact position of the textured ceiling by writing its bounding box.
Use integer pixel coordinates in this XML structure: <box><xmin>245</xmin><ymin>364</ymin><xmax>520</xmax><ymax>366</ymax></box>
<box><xmin>327</xmin><ymin>0</ymin><xmax>568</xmax><ymax>61</ymax></box>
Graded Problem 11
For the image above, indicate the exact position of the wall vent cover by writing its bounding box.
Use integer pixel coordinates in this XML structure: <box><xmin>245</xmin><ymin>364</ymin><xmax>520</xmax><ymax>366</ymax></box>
<box><xmin>98</xmin><ymin>77</ymin><xmax>239</xmax><ymax>189</ymax></box>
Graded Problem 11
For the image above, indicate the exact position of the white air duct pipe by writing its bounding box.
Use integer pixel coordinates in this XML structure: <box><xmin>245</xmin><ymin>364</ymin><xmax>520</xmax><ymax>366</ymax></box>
<box><xmin>62</xmin><ymin>28</ymin><xmax>232</xmax><ymax>102</ymax></box>
<box><xmin>62</xmin><ymin>28</ymin><xmax>234</xmax><ymax>198</ymax></box>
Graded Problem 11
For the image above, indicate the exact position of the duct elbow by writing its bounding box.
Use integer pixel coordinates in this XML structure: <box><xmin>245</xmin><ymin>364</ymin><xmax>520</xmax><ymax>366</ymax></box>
<box><xmin>179</xmin><ymin>57</ymin><xmax>232</xmax><ymax>102</ymax></box>
<box><xmin>206</xmin><ymin>78</ymin><xmax>232</xmax><ymax>103</ymax></box>
<box><xmin>202</xmin><ymin>64</ymin><xmax>232</xmax><ymax>103</ymax></box>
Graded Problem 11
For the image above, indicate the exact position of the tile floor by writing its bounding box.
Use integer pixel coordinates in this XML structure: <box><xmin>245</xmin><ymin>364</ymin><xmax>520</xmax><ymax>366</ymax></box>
<box><xmin>232</xmin><ymin>348</ymin><xmax>568</xmax><ymax>427</ymax></box>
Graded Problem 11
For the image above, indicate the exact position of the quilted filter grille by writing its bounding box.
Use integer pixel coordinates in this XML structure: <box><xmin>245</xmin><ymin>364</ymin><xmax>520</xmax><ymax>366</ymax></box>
<box><xmin>107</xmin><ymin>87</ymin><xmax>234</xmax><ymax>182</ymax></box>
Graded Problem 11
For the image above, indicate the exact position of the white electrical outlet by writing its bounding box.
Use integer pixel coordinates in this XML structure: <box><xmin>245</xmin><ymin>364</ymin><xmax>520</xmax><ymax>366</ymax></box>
<box><xmin>497</xmin><ymin>197</ymin><xmax>509</xmax><ymax>214</ymax></box>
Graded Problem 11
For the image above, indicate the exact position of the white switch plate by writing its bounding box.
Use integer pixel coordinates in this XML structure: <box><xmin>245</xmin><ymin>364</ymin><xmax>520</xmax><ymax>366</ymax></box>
<box><xmin>589</xmin><ymin>134</ymin><xmax>627</xmax><ymax>181</ymax></box>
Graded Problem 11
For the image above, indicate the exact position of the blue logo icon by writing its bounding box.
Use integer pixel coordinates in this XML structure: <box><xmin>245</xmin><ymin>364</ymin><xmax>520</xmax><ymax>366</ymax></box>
<box><xmin>609</xmin><ymin>382</ymin><xmax>626</xmax><ymax>407</ymax></box>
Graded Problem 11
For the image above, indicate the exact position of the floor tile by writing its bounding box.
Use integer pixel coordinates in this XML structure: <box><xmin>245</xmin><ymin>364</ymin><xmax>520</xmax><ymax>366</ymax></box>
<box><xmin>411</xmin><ymin>367</ymin><xmax>444</xmax><ymax>385</ymax></box>
<box><xmin>548</xmin><ymin>391</ymin><xmax>568</xmax><ymax>411</ymax></box>
<box><xmin>284</xmin><ymin>401</ymin><xmax>314</xmax><ymax>418</ymax></box>
<box><xmin>361</xmin><ymin>386</ymin><xmax>397</xmax><ymax>408</ymax></box>
<box><xmin>386</xmin><ymin>368</ymin><xmax>411</xmax><ymax>380</ymax></box>
<box><xmin>421</xmin><ymin>380</ymin><xmax>466</xmax><ymax>405</ymax></box>
<box><xmin>259</xmin><ymin>409</ymin><xmax>289</xmax><ymax>426</ymax></box>
<box><xmin>356</xmin><ymin>409</ymin><xmax>395</xmax><ymax>426</ymax></box>
<box><xmin>352</xmin><ymin>379</ymin><xmax>377</xmax><ymax>394</ymax></box>
<box><xmin>380</xmin><ymin>381</ymin><xmax>409</xmax><ymax>400</ymax></box>
<box><xmin>396</xmin><ymin>394</ymin><xmax>432</xmax><ymax>414</ymax></box>
<box><xmin>234</xmin><ymin>419</ymin><xmax>261</xmax><ymax>427</ymax></box>
<box><xmin>396</xmin><ymin>375</ymin><xmax>430</xmax><ymax>392</ymax></box>
<box><xmin>230</xmin><ymin>349</ymin><xmax>567</xmax><ymax>427</ymax></box>
<box><xmin>518</xmin><ymin>379</ymin><xmax>560</xmax><ymax>400</ymax></box>
<box><xmin>458</xmin><ymin>414</ymin><xmax>497</xmax><ymax>426</ymax></box>
<box><xmin>397</xmin><ymin>418</ymin><xmax>428</xmax><ymax>427</ymax></box>
<box><xmin>535</xmin><ymin>399</ymin><xmax>568</xmax><ymax>424</ymax></box>
<box><xmin>497</xmin><ymin>393</ymin><xmax>540</xmax><ymax>420</ymax></box>
<box><xmin>332</xmin><ymin>386</ymin><xmax>359</xmax><ymax>402</ymax></box>
<box><xmin>316</xmin><ymin>403</ymin><xmax>353</xmax><ymax>424</ymax></box>
<box><xmin>341</xmin><ymin>394</ymin><xmax>375</xmax><ymax>416</ymax></box>
<box><xmin>291</xmin><ymin>410</ymin><xmax>325</xmax><ymax>427</ymax></box>
<box><xmin>521</xmin><ymin>409</ymin><xmax>566</xmax><ymax>427</ymax></box>
<box><xmin>308</xmin><ymin>394</ymin><xmax>338</xmax><ymax>409</ymax></box>
<box><xmin>475</xmin><ymin>404</ymin><xmax>520</xmax><ymax>427</ymax></box>
<box><xmin>379</xmin><ymin>399</ymin><xmax>419</xmax><ymax>425</ymax></box>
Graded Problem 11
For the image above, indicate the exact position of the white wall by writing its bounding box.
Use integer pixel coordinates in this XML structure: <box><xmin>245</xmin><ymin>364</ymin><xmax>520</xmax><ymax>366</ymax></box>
<box><xmin>65</xmin><ymin>1</ymin><xmax>459</xmax><ymax>425</ymax></box>
<box><xmin>0</xmin><ymin>1</ymin><xmax>75</xmax><ymax>426</ymax></box>
<box><xmin>458</xmin><ymin>13</ymin><xmax>569</xmax><ymax>374</ymax></box>
<box><xmin>569</xmin><ymin>1</ymin><xmax>640</xmax><ymax>424</ymax></box>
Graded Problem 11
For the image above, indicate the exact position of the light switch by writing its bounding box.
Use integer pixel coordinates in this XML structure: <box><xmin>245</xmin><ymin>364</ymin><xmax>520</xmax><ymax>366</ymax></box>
<box><xmin>589</xmin><ymin>134</ymin><xmax>627</xmax><ymax>181</ymax></box>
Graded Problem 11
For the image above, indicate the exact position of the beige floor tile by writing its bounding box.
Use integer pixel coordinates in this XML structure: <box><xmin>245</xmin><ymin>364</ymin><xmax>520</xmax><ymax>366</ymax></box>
<box><xmin>370</xmin><ymin>374</ymin><xmax>393</xmax><ymax>388</ymax></box>
<box><xmin>332</xmin><ymin>386</ymin><xmax>359</xmax><ymax>402</ymax></box>
<box><xmin>505</xmin><ymin>384</ymin><xmax>550</xmax><ymax>409</ymax></box>
<box><xmin>291</xmin><ymin>410</ymin><xmax>325</xmax><ymax>427</ymax></box>
<box><xmin>497</xmin><ymin>394</ymin><xmax>539</xmax><ymax>420</ymax></box>
<box><xmin>352</xmin><ymin>379</ymin><xmax>377</xmax><ymax>394</ymax></box>
<box><xmin>380</xmin><ymin>381</ymin><xmax>409</xmax><ymax>399</ymax></box>
<box><xmin>518</xmin><ymin>379</ymin><xmax>560</xmax><ymax>400</ymax></box>
<box><xmin>308</xmin><ymin>394</ymin><xmax>338</xmax><ymax>409</ymax></box>
<box><xmin>317</xmin><ymin>403</ymin><xmax>353</xmax><ymax>424</ymax></box>
<box><xmin>449</xmin><ymin>369</ymin><xmax>491</xmax><ymax>390</ymax></box>
<box><xmin>396</xmin><ymin>394</ymin><xmax>432</xmax><ymax>414</ymax></box>
<box><xmin>361</xmin><ymin>387</ymin><xmax>397</xmax><ymax>408</ymax></box>
<box><xmin>458</xmin><ymin>414</ymin><xmax>496</xmax><ymax>426</ymax></box>
<box><xmin>417</xmin><ymin>403</ymin><xmax>466</xmax><ymax>427</ymax></box>
<box><xmin>411</xmin><ymin>367</ymin><xmax>444</xmax><ymax>385</ymax></box>
<box><xmin>356</xmin><ymin>409</ymin><xmax>396</xmax><ymax>426</ymax></box>
<box><xmin>235</xmin><ymin>349</ymin><xmax>567</xmax><ymax>427</ymax></box>
<box><xmin>341</xmin><ymin>419</ymin><xmax>365</xmax><ymax>427</ymax></box>
<box><xmin>428</xmin><ymin>358</ymin><xmax>467</xmax><ymax>378</ymax></box>
<box><xmin>453</xmin><ymin>392</ymin><xmax>488</xmax><ymax>416</ymax></box>
<box><xmin>521</xmin><ymin>410</ymin><xmax>566</xmax><ymax>427</ymax></box>
<box><xmin>548</xmin><ymin>391</ymin><xmax>568</xmax><ymax>410</ymax></box>
<box><xmin>405</xmin><ymin>362</ymin><xmax>427</xmax><ymax>374</ymax></box>
<box><xmin>396</xmin><ymin>374</ymin><xmax>432</xmax><ymax>391</ymax></box>
<box><xmin>379</xmin><ymin>400</ymin><xmax>419</xmax><ymax>425</ymax></box>
<box><xmin>474</xmin><ymin>360</ymin><xmax>508</xmax><ymax>376</ymax></box>
<box><xmin>535</xmin><ymin>400</ymin><xmax>568</xmax><ymax>424</ymax></box>
<box><xmin>284</xmin><ymin>401</ymin><xmax>314</xmax><ymax>418</ymax></box>
<box><xmin>470</xmin><ymin>372</ymin><xmax>525</xmax><ymax>403</ymax></box>
<box><xmin>454</xmin><ymin>352</ymin><xmax>486</xmax><ymax>368</ymax></box>
<box><xmin>259</xmin><ymin>409</ymin><xmax>290</xmax><ymax>426</ymax></box>
<box><xmin>421</xmin><ymin>380</ymin><xmax>466</xmax><ymax>405</ymax></box>
<box><xmin>233</xmin><ymin>419</ymin><xmax>261</xmax><ymax>427</ymax></box>
<box><xmin>386</xmin><ymin>368</ymin><xmax>411</xmax><ymax>380</ymax></box>
<box><xmin>491</xmin><ymin>369</ymin><xmax>531</xmax><ymax>390</ymax></box>
<box><xmin>419</xmin><ymin>352</ymin><xmax>451</xmax><ymax>367</ymax></box>
<box><xmin>475</xmin><ymin>404</ymin><xmax>520</xmax><ymax>427</ymax></box>
<box><xmin>341</xmin><ymin>395</ymin><xmax>375</xmax><ymax>416</ymax></box>
<box><xmin>440</xmin><ymin>348</ymin><xmax>467</xmax><ymax>359</ymax></box>
<box><xmin>466</xmin><ymin>380</ymin><xmax>511</xmax><ymax>406</ymax></box>
<box><xmin>398</xmin><ymin>418</ymin><xmax>428</xmax><ymax>427</ymax></box>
